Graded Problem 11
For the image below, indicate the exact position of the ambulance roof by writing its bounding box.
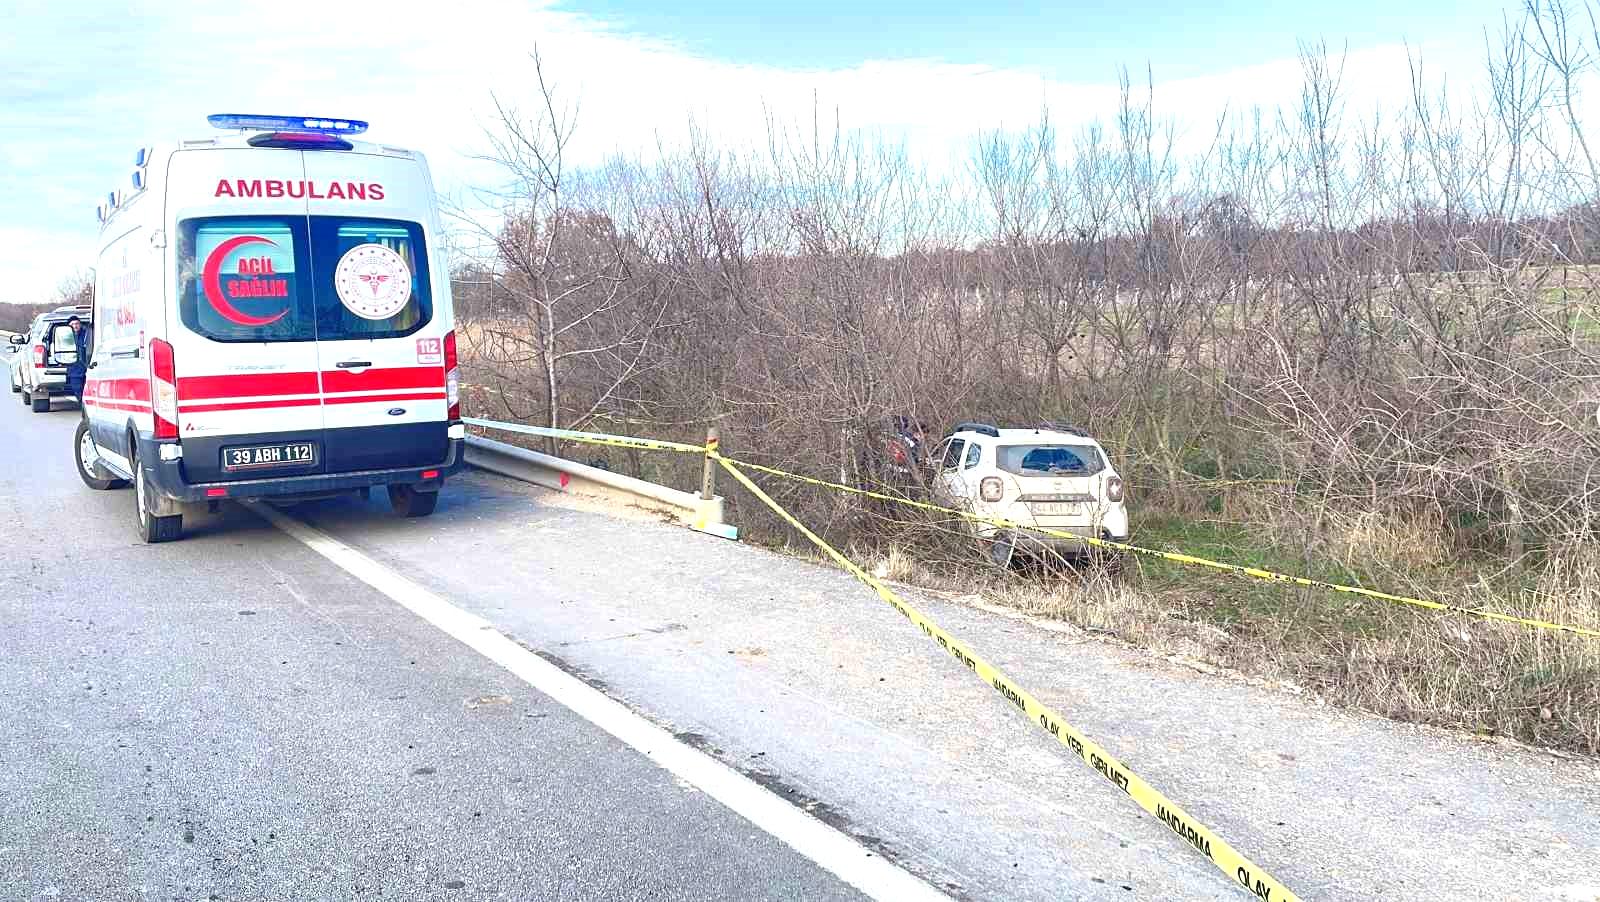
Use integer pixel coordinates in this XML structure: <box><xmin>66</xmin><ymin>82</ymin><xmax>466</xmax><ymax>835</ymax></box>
<box><xmin>98</xmin><ymin>114</ymin><xmax>420</xmax><ymax>228</ymax></box>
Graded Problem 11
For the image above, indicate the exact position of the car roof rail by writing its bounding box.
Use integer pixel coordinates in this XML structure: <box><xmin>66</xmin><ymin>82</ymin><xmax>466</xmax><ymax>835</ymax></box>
<box><xmin>1034</xmin><ymin>421</ymin><xmax>1089</xmax><ymax>437</ymax></box>
<box><xmin>953</xmin><ymin>421</ymin><xmax>1001</xmax><ymax>438</ymax></box>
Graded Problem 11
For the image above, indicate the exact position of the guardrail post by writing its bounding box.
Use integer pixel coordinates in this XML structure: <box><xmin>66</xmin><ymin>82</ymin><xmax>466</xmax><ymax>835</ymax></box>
<box><xmin>700</xmin><ymin>427</ymin><xmax>719</xmax><ymax>500</ymax></box>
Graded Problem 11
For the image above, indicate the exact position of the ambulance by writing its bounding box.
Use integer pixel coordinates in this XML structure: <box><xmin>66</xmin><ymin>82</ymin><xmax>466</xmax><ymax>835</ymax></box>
<box><xmin>76</xmin><ymin>114</ymin><xmax>464</xmax><ymax>542</ymax></box>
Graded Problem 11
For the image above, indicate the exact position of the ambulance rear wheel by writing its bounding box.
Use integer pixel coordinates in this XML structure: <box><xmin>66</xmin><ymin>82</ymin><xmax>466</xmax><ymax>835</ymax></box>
<box><xmin>21</xmin><ymin>389</ymin><xmax>31</xmax><ymax>407</ymax></box>
<box><xmin>387</xmin><ymin>483</ymin><xmax>438</xmax><ymax>518</ymax></box>
<box><xmin>132</xmin><ymin>449</ymin><xmax>182</xmax><ymax>543</ymax></box>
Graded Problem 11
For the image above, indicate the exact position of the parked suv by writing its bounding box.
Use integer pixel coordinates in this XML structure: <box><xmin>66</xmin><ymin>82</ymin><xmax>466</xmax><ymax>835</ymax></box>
<box><xmin>7</xmin><ymin>325</ymin><xmax>33</xmax><ymax>393</ymax></box>
<box><xmin>18</xmin><ymin>307</ymin><xmax>90</xmax><ymax>412</ymax></box>
<box><xmin>926</xmin><ymin>421</ymin><xmax>1129</xmax><ymax>567</ymax></box>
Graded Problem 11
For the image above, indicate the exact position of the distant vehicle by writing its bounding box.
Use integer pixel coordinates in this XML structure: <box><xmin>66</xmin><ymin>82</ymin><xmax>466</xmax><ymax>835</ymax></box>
<box><xmin>854</xmin><ymin>415</ymin><xmax>930</xmax><ymax>487</ymax></box>
<box><xmin>17</xmin><ymin>309</ymin><xmax>90</xmax><ymax>413</ymax></box>
<box><xmin>925</xmin><ymin>421</ymin><xmax>1129</xmax><ymax>567</ymax></box>
<box><xmin>6</xmin><ymin>329</ymin><xmax>29</xmax><ymax>391</ymax></box>
<box><xmin>74</xmin><ymin>113</ymin><xmax>464</xmax><ymax>543</ymax></box>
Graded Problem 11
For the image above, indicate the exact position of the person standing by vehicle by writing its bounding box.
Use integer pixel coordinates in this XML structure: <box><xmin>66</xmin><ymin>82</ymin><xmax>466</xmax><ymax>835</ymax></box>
<box><xmin>65</xmin><ymin>316</ymin><xmax>91</xmax><ymax>401</ymax></box>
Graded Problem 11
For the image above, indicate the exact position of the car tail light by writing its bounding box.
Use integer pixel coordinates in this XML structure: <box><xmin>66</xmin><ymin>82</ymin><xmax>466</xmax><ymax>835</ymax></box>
<box><xmin>980</xmin><ymin>476</ymin><xmax>1004</xmax><ymax>502</ymax></box>
<box><xmin>32</xmin><ymin>344</ymin><xmax>44</xmax><ymax>367</ymax></box>
<box><xmin>443</xmin><ymin>330</ymin><xmax>459</xmax><ymax>420</ymax></box>
<box><xmin>1105</xmin><ymin>475</ymin><xmax>1125</xmax><ymax>503</ymax></box>
<box><xmin>150</xmin><ymin>338</ymin><xmax>178</xmax><ymax>440</ymax></box>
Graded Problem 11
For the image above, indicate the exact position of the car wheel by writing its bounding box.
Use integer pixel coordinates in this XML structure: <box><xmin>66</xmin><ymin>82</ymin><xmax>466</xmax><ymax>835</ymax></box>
<box><xmin>20</xmin><ymin>389</ymin><xmax>30</xmax><ymax>406</ymax></box>
<box><xmin>982</xmin><ymin>530</ymin><xmax>1018</xmax><ymax>569</ymax></box>
<box><xmin>31</xmin><ymin>394</ymin><xmax>49</xmax><ymax>413</ymax></box>
<box><xmin>74</xmin><ymin>419</ymin><xmax>127</xmax><ymax>490</ymax></box>
<box><xmin>132</xmin><ymin>449</ymin><xmax>182</xmax><ymax>543</ymax></box>
<box><xmin>387</xmin><ymin>483</ymin><xmax>439</xmax><ymax>518</ymax></box>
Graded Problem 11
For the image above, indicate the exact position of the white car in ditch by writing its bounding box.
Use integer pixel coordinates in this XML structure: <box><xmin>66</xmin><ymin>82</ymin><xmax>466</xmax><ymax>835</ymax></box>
<box><xmin>926</xmin><ymin>421</ymin><xmax>1129</xmax><ymax>567</ymax></box>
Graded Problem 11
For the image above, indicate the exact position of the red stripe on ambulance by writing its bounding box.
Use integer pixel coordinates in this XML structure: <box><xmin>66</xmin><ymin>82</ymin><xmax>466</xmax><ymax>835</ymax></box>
<box><xmin>321</xmin><ymin>367</ymin><xmax>444</xmax><ymax>394</ymax></box>
<box><xmin>177</xmin><ymin>372</ymin><xmax>320</xmax><ymax>401</ymax></box>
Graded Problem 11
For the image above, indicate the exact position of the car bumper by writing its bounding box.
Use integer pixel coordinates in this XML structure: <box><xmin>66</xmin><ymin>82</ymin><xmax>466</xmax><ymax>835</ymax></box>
<box><xmin>139</xmin><ymin>436</ymin><xmax>466</xmax><ymax>503</ymax></box>
<box><xmin>978</xmin><ymin>523</ymin><xmax>1129</xmax><ymax>556</ymax></box>
<box><xmin>1014</xmin><ymin>530</ymin><xmax>1128</xmax><ymax>554</ymax></box>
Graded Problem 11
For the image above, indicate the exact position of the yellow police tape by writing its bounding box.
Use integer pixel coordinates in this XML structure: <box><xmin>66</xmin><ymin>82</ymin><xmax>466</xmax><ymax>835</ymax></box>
<box><xmin>720</xmin><ymin>457</ymin><xmax>1600</xmax><ymax>640</ymax></box>
<box><xmin>465</xmin><ymin>417</ymin><xmax>1600</xmax><ymax>639</ymax></box>
<box><xmin>711</xmin><ymin>450</ymin><xmax>1301</xmax><ymax>901</ymax></box>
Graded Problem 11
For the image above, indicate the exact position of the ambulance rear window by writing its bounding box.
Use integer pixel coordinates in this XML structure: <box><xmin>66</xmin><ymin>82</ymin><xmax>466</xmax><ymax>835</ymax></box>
<box><xmin>177</xmin><ymin>215</ymin><xmax>432</xmax><ymax>343</ymax></box>
<box><xmin>177</xmin><ymin>218</ymin><xmax>316</xmax><ymax>343</ymax></box>
<box><xmin>309</xmin><ymin>218</ymin><xmax>431</xmax><ymax>341</ymax></box>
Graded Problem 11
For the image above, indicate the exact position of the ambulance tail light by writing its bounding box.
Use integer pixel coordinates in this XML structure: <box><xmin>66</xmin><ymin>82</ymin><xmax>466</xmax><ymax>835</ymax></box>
<box><xmin>444</xmin><ymin>330</ymin><xmax>460</xmax><ymax>420</ymax></box>
<box><xmin>32</xmin><ymin>344</ymin><xmax>44</xmax><ymax>367</ymax></box>
<box><xmin>150</xmin><ymin>338</ymin><xmax>178</xmax><ymax>440</ymax></box>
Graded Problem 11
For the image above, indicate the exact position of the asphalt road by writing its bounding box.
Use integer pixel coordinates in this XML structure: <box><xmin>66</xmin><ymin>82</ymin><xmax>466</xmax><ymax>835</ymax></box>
<box><xmin>4</xmin><ymin>378</ymin><xmax>1599</xmax><ymax>902</ymax></box>
<box><xmin>0</xmin><ymin>390</ymin><xmax>879</xmax><ymax>901</ymax></box>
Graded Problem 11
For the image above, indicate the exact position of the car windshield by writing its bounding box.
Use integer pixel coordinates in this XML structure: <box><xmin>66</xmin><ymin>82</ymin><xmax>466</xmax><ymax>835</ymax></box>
<box><xmin>996</xmin><ymin>443</ymin><xmax>1105</xmax><ymax>477</ymax></box>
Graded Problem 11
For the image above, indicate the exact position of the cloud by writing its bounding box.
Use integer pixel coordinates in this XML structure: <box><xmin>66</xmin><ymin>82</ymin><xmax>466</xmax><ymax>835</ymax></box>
<box><xmin>0</xmin><ymin>0</ymin><xmax>1507</xmax><ymax>304</ymax></box>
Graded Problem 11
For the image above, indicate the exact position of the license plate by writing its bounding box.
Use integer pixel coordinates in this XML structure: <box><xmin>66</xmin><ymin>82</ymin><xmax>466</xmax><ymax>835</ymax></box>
<box><xmin>223</xmin><ymin>442</ymin><xmax>317</xmax><ymax>472</ymax></box>
<box><xmin>1029</xmin><ymin>501</ymin><xmax>1083</xmax><ymax>516</ymax></box>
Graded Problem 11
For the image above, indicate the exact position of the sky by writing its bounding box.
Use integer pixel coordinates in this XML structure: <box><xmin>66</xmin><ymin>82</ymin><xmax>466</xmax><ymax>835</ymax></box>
<box><xmin>0</xmin><ymin>0</ymin><xmax>1529</xmax><ymax>305</ymax></box>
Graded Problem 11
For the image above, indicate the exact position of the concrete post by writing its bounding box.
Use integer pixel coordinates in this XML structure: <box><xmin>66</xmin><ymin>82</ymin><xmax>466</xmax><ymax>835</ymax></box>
<box><xmin>700</xmin><ymin>426</ymin><xmax>719</xmax><ymax>500</ymax></box>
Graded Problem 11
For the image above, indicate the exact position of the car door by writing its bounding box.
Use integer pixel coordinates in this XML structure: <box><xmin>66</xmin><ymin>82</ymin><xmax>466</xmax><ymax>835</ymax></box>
<box><xmin>929</xmin><ymin>438</ymin><xmax>967</xmax><ymax>507</ymax></box>
<box><xmin>302</xmin><ymin>151</ymin><xmax>449</xmax><ymax>474</ymax></box>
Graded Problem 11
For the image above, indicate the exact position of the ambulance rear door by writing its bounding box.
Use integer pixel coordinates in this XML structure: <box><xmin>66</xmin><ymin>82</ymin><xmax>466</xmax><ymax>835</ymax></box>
<box><xmin>165</xmin><ymin>148</ymin><xmax>325</xmax><ymax>483</ymax></box>
<box><xmin>302</xmin><ymin>150</ymin><xmax>450</xmax><ymax>475</ymax></box>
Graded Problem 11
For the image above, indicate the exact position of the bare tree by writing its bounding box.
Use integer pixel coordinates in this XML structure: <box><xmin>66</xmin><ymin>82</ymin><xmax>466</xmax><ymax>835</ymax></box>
<box><xmin>462</xmin><ymin>50</ymin><xmax>671</xmax><ymax>447</ymax></box>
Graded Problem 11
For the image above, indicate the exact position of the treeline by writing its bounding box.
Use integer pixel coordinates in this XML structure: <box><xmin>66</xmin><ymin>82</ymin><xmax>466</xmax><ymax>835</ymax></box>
<box><xmin>0</xmin><ymin>276</ymin><xmax>92</xmax><ymax>334</ymax></box>
<box><xmin>0</xmin><ymin>303</ymin><xmax>54</xmax><ymax>334</ymax></box>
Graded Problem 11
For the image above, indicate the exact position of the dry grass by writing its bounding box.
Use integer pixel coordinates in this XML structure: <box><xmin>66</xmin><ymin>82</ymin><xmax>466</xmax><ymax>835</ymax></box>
<box><xmin>845</xmin><ymin>501</ymin><xmax>1600</xmax><ymax>756</ymax></box>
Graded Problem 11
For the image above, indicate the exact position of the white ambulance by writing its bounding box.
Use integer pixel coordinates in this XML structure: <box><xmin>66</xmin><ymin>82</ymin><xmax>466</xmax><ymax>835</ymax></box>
<box><xmin>76</xmin><ymin>114</ymin><xmax>464</xmax><ymax>542</ymax></box>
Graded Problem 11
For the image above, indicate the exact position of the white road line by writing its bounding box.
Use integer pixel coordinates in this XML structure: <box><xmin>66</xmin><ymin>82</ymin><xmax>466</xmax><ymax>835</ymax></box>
<box><xmin>256</xmin><ymin>504</ymin><xmax>948</xmax><ymax>902</ymax></box>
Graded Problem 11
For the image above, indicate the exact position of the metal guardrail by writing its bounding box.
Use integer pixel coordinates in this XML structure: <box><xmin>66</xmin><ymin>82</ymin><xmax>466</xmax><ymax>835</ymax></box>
<box><xmin>462</xmin><ymin>422</ymin><xmax>737</xmax><ymax>540</ymax></box>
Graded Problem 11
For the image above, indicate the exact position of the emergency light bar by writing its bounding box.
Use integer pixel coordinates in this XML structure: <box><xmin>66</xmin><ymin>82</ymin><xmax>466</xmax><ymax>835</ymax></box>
<box><xmin>207</xmin><ymin>114</ymin><xmax>368</xmax><ymax>135</ymax></box>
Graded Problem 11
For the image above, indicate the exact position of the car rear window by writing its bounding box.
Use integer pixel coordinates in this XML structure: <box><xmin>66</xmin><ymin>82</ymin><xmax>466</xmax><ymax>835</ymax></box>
<box><xmin>177</xmin><ymin>215</ymin><xmax>431</xmax><ymax>343</ymax></box>
<box><xmin>996</xmin><ymin>444</ymin><xmax>1105</xmax><ymax>476</ymax></box>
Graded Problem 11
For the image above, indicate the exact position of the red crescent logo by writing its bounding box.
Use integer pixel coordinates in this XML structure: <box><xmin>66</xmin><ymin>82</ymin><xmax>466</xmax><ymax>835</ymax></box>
<box><xmin>202</xmin><ymin>235</ymin><xmax>289</xmax><ymax>327</ymax></box>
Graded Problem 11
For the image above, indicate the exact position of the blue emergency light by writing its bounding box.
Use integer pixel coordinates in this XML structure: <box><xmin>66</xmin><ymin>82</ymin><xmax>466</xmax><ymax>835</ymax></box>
<box><xmin>207</xmin><ymin>114</ymin><xmax>369</xmax><ymax>135</ymax></box>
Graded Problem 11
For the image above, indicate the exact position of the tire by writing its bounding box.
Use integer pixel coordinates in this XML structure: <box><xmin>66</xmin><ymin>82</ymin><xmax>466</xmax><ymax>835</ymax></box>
<box><xmin>982</xmin><ymin>530</ymin><xmax>1018</xmax><ymax>569</ymax></box>
<box><xmin>20</xmin><ymin>389</ymin><xmax>30</xmax><ymax>407</ymax></box>
<box><xmin>74</xmin><ymin>419</ymin><xmax>126</xmax><ymax>490</ymax></box>
<box><xmin>8</xmin><ymin>372</ymin><xmax>17</xmax><ymax>393</ymax></box>
<box><xmin>387</xmin><ymin>483</ymin><xmax>439</xmax><ymax>518</ymax></box>
<box><xmin>132</xmin><ymin>449</ymin><xmax>182</xmax><ymax>543</ymax></box>
<box><xmin>31</xmin><ymin>394</ymin><xmax>49</xmax><ymax>413</ymax></box>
